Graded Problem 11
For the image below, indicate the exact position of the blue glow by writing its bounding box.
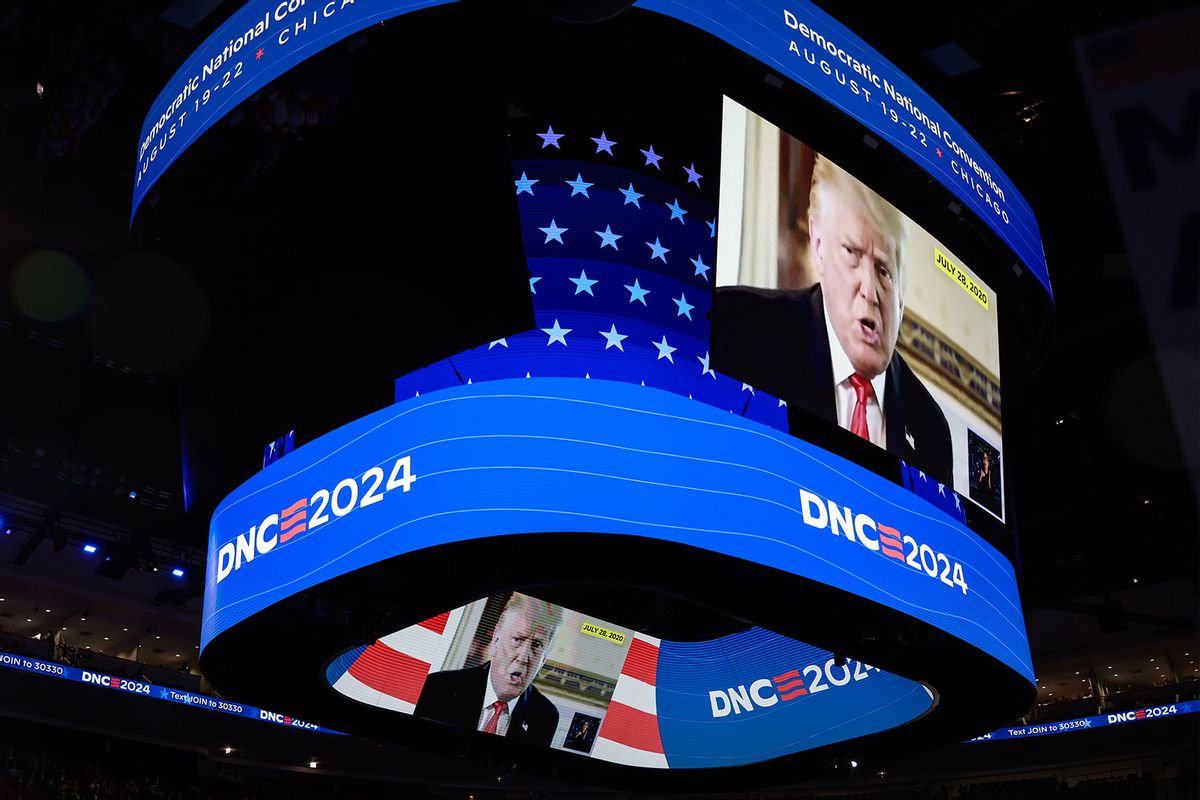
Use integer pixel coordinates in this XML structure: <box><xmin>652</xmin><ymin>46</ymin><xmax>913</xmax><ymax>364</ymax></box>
<box><xmin>171</xmin><ymin>567</ymin><xmax>186</xmax><ymax>578</ymax></box>
<box><xmin>82</xmin><ymin>544</ymin><xmax>98</xmax><ymax>554</ymax></box>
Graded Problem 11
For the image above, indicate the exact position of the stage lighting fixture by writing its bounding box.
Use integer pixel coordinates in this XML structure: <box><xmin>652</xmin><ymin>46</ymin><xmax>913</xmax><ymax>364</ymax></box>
<box><xmin>82</xmin><ymin>543</ymin><xmax>97</xmax><ymax>554</ymax></box>
<box><xmin>171</xmin><ymin>567</ymin><xmax>185</xmax><ymax>578</ymax></box>
<box><xmin>129</xmin><ymin>491</ymin><xmax>137</xmax><ymax>499</ymax></box>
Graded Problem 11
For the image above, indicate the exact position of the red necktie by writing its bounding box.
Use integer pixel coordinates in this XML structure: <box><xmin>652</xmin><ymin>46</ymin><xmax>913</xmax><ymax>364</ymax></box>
<box><xmin>848</xmin><ymin>374</ymin><xmax>873</xmax><ymax>441</ymax></box>
<box><xmin>482</xmin><ymin>700</ymin><xmax>507</xmax><ymax>734</ymax></box>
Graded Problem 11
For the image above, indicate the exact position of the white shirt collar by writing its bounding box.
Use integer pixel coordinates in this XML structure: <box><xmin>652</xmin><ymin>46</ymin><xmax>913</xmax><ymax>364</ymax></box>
<box><xmin>822</xmin><ymin>293</ymin><xmax>887</xmax><ymax>408</ymax></box>
<box><xmin>481</xmin><ymin>665</ymin><xmax>518</xmax><ymax>717</ymax></box>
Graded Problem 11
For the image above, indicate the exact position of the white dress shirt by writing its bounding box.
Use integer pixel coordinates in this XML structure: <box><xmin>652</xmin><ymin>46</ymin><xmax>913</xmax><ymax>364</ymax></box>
<box><xmin>823</xmin><ymin>300</ymin><xmax>887</xmax><ymax>448</ymax></box>
<box><xmin>477</xmin><ymin>671</ymin><xmax>516</xmax><ymax>736</ymax></box>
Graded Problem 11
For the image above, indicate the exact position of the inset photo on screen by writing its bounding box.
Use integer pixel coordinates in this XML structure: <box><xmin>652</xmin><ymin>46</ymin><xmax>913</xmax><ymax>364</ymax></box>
<box><xmin>713</xmin><ymin>96</ymin><xmax>1004</xmax><ymax>520</ymax></box>
<box><xmin>968</xmin><ymin>429</ymin><xmax>1003</xmax><ymax>518</ymax></box>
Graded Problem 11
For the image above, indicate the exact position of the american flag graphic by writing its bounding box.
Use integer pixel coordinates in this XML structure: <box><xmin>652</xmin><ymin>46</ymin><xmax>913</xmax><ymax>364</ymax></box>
<box><xmin>394</xmin><ymin>122</ymin><xmax>789</xmax><ymax>433</ymax></box>
<box><xmin>327</xmin><ymin>608</ymin><xmax>463</xmax><ymax>715</ymax></box>
<box><xmin>584</xmin><ymin>632</ymin><xmax>667</xmax><ymax>768</ymax></box>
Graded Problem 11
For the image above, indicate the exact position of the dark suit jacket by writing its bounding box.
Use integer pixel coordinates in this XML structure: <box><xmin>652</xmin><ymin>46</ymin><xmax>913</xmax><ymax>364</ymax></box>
<box><xmin>414</xmin><ymin>663</ymin><xmax>559</xmax><ymax>748</ymax></box>
<box><xmin>713</xmin><ymin>284</ymin><xmax>953</xmax><ymax>486</ymax></box>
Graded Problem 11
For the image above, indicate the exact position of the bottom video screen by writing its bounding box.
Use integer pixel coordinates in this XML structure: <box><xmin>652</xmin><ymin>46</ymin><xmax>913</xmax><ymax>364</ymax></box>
<box><xmin>327</xmin><ymin>591</ymin><xmax>934</xmax><ymax>769</ymax></box>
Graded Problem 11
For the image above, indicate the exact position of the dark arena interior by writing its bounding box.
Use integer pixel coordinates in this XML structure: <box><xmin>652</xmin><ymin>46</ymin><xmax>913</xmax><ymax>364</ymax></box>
<box><xmin>0</xmin><ymin>0</ymin><xmax>1197</xmax><ymax>798</ymax></box>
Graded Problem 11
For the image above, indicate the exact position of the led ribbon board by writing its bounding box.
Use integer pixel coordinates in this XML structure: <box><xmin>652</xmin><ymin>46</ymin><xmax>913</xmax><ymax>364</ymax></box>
<box><xmin>203</xmin><ymin>377</ymin><xmax>1032</xmax><ymax>687</ymax></box>
<box><xmin>0</xmin><ymin>652</ymin><xmax>341</xmax><ymax>734</ymax></box>
<box><xmin>970</xmin><ymin>701</ymin><xmax>1200</xmax><ymax>741</ymax></box>
<box><xmin>633</xmin><ymin>0</ymin><xmax>1051</xmax><ymax>299</ymax></box>
<box><xmin>130</xmin><ymin>0</ymin><xmax>456</xmax><ymax>219</ymax></box>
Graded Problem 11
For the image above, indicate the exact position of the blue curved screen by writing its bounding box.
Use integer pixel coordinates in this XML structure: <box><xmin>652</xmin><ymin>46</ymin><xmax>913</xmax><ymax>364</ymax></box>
<box><xmin>202</xmin><ymin>377</ymin><xmax>1033</xmax><ymax>686</ymax></box>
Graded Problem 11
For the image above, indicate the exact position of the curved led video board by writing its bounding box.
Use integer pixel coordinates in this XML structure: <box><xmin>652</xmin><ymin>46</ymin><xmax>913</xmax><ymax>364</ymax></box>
<box><xmin>131</xmin><ymin>0</ymin><xmax>1049</xmax><ymax>306</ymax></box>
<box><xmin>203</xmin><ymin>378</ymin><xmax>1031</xmax><ymax>682</ymax></box>
<box><xmin>327</xmin><ymin>592</ymin><xmax>934</xmax><ymax>769</ymax></box>
<box><xmin>634</xmin><ymin>0</ymin><xmax>1051</xmax><ymax>298</ymax></box>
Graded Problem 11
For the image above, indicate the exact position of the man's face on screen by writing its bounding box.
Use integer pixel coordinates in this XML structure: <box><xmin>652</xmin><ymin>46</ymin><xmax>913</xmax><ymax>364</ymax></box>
<box><xmin>812</xmin><ymin>189</ymin><xmax>902</xmax><ymax>379</ymax></box>
<box><xmin>489</xmin><ymin>606</ymin><xmax>552</xmax><ymax>702</ymax></box>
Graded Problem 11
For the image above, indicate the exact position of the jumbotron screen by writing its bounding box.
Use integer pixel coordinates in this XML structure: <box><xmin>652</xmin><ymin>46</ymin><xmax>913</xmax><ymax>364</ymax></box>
<box><xmin>714</xmin><ymin>97</ymin><xmax>1004</xmax><ymax>520</ymax></box>
<box><xmin>328</xmin><ymin>591</ymin><xmax>933</xmax><ymax>769</ymax></box>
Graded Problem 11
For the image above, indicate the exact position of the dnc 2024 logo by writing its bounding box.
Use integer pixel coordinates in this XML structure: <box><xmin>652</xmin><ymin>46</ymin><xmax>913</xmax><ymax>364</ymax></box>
<box><xmin>214</xmin><ymin>455</ymin><xmax>416</xmax><ymax>584</ymax></box>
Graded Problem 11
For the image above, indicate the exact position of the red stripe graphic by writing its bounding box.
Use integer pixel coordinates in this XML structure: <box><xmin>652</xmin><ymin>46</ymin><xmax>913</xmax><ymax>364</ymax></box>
<box><xmin>878</xmin><ymin>533</ymin><xmax>902</xmax><ymax>546</ymax></box>
<box><xmin>780</xmin><ymin>688</ymin><xmax>808</xmax><ymax>701</ymax></box>
<box><xmin>597</xmin><ymin>701</ymin><xmax>664</xmax><ymax>753</ymax></box>
<box><xmin>280</xmin><ymin>511</ymin><xmax>307</xmax><ymax>530</ymax></box>
<box><xmin>281</xmin><ymin>498</ymin><xmax>307</xmax><ymax>518</ymax></box>
<box><xmin>774</xmin><ymin>678</ymin><xmax>806</xmax><ymax>693</ymax></box>
<box><xmin>620</xmin><ymin>637</ymin><xmax>659</xmax><ymax>686</ymax></box>
<box><xmin>772</xmin><ymin>669</ymin><xmax>800</xmax><ymax>683</ymax></box>
<box><xmin>418</xmin><ymin>611</ymin><xmax>452</xmax><ymax>635</ymax></box>
<box><xmin>347</xmin><ymin>642</ymin><xmax>431</xmax><ymax>706</ymax></box>
<box><xmin>878</xmin><ymin>523</ymin><xmax>902</xmax><ymax>539</ymax></box>
<box><xmin>881</xmin><ymin>545</ymin><xmax>906</xmax><ymax>561</ymax></box>
<box><xmin>279</xmin><ymin>523</ymin><xmax>306</xmax><ymax>543</ymax></box>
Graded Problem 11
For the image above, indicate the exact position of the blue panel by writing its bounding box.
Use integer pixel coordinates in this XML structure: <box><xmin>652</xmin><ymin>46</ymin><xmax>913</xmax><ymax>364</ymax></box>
<box><xmin>633</xmin><ymin>0</ymin><xmax>1051</xmax><ymax>299</ymax></box>
<box><xmin>204</xmin><ymin>377</ymin><xmax>1033</xmax><ymax>685</ymax></box>
<box><xmin>131</xmin><ymin>0</ymin><xmax>457</xmax><ymax>219</ymax></box>
<box><xmin>657</xmin><ymin>629</ymin><xmax>933</xmax><ymax>768</ymax></box>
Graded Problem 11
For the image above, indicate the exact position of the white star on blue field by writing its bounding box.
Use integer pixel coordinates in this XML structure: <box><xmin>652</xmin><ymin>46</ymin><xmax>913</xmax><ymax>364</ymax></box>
<box><xmin>595</xmin><ymin>225</ymin><xmax>622</xmax><ymax>250</ymax></box>
<box><xmin>646</xmin><ymin>237</ymin><xmax>669</xmax><ymax>262</ymax></box>
<box><xmin>565</xmin><ymin>173</ymin><xmax>594</xmax><ymax>197</ymax></box>
<box><xmin>624</xmin><ymin>279</ymin><xmax>650</xmax><ymax>305</ymax></box>
<box><xmin>542</xmin><ymin>319</ymin><xmax>571</xmax><ymax>346</ymax></box>
<box><xmin>514</xmin><ymin>171</ymin><xmax>538</xmax><ymax>195</ymax></box>
<box><xmin>666</xmin><ymin>198</ymin><xmax>687</xmax><ymax>224</ymax></box>
<box><xmin>653</xmin><ymin>335</ymin><xmax>677</xmax><ymax>363</ymax></box>
<box><xmin>619</xmin><ymin>183</ymin><xmax>644</xmax><ymax>207</ymax></box>
<box><xmin>570</xmin><ymin>269</ymin><xmax>599</xmax><ymax>296</ymax></box>
<box><xmin>538</xmin><ymin>219</ymin><xmax>568</xmax><ymax>244</ymax></box>
<box><xmin>599</xmin><ymin>323</ymin><xmax>628</xmax><ymax>351</ymax></box>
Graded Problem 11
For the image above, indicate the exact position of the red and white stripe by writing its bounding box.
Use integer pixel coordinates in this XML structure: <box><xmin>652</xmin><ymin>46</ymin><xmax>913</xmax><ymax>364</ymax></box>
<box><xmin>331</xmin><ymin>608</ymin><xmax>463</xmax><ymax>714</ymax></box>
<box><xmin>591</xmin><ymin>632</ymin><xmax>667</xmax><ymax>768</ymax></box>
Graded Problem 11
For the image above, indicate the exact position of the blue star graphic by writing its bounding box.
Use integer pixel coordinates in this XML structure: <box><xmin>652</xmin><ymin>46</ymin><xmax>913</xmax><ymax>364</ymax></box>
<box><xmin>690</xmin><ymin>254</ymin><xmax>711</xmax><ymax>280</ymax></box>
<box><xmin>541</xmin><ymin>318</ymin><xmax>571</xmax><ymax>346</ymax></box>
<box><xmin>514</xmin><ymin>171</ymin><xmax>538</xmax><ymax>195</ymax></box>
<box><xmin>673</xmin><ymin>293</ymin><xmax>695</xmax><ymax>320</ymax></box>
<box><xmin>624</xmin><ymin>279</ymin><xmax>650</xmax><ymax>305</ymax></box>
<box><xmin>537</xmin><ymin>125</ymin><xmax>564</xmax><ymax>149</ymax></box>
<box><xmin>666</xmin><ymin>198</ymin><xmax>687</xmax><ymax>223</ymax></box>
<box><xmin>683</xmin><ymin>163</ymin><xmax>703</xmax><ymax>186</ymax></box>
<box><xmin>565</xmin><ymin>173</ymin><xmax>594</xmax><ymax>198</ymax></box>
<box><xmin>640</xmin><ymin>144</ymin><xmax>663</xmax><ymax>169</ymax></box>
<box><xmin>599</xmin><ymin>323</ymin><xmax>628</xmax><ymax>351</ymax></box>
<box><xmin>158</xmin><ymin>688</ymin><xmax>171</xmax><ymax>699</ymax></box>
<box><xmin>646</xmin><ymin>237</ymin><xmax>670</xmax><ymax>262</ymax></box>
<box><xmin>595</xmin><ymin>224</ymin><xmax>622</xmax><ymax>250</ymax></box>
<box><xmin>591</xmin><ymin>131</ymin><xmax>617</xmax><ymax>155</ymax></box>
<box><xmin>569</xmin><ymin>269</ymin><xmax>598</xmax><ymax>296</ymax></box>
<box><xmin>706</xmin><ymin>218</ymin><xmax>716</xmax><ymax>238</ymax></box>
<box><xmin>619</xmin><ymin>183</ymin><xmax>644</xmax><ymax>208</ymax></box>
<box><xmin>488</xmin><ymin>339</ymin><xmax>508</xmax><ymax>349</ymax></box>
<box><xmin>538</xmin><ymin>219</ymin><xmax>567</xmax><ymax>244</ymax></box>
<box><xmin>529</xmin><ymin>276</ymin><xmax>542</xmax><ymax>293</ymax></box>
<box><xmin>652</xmin><ymin>335</ymin><xmax>677</xmax><ymax>363</ymax></box>
<box><xmin>698</xmin><ymin>351</ymin><xmax>716</xmax><ymax>378</ymax></box>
